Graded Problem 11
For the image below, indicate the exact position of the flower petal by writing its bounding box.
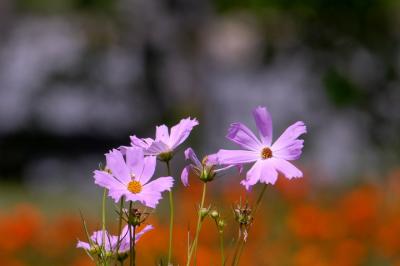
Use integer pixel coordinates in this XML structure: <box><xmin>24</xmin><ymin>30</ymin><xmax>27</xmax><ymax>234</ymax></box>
<box><xmin>270</xmin><ymin>158</ymin><xmax>303</xmax><ymax>179</ymax></box>
<box><xmin>134</xmin><ymin>176</ymin><xmax>174</xmax><ymax>208</ymax></box>
<box><xmin>94</xmin><ymin>170</ymin><xmax>126</xmax><ymax>202</ymax></box>
<box><xmin>226</xmin><ymin>122</ymin><xmax>262</xmax><ymax>151</ymax></box>
<box><xmin>105</xmin><ymin>149</ymin><xmax>130</xmax><ymax>183</ymax></box>
<box><xmin>184</xmin><ymin>147</ymin><xmax>201</xmax><ymax>167</ymax></box>
<box><xmin>130</xmin><ymin>135</ymin><xmax>153</xmax><ymax>149</ymax></box>
<box><xmin>252</xmin><ymin>106</ymin><xmax>273</xmax><ymax>146</ymax></box>
<box><xmin>217</xmin><ymin>149</ymin><xmax>259</xmax><ymax>165</ymax></box>
<box><xmin>241</xmin><ymin>160</ymin><xmax>263</xmax><ymax>190</ymax></box>
<box><xmin>145</xmin><ymin>141</ymin><xmax>170</xmax><ymax>155</ymax></box>
<box><xmin>181</xmin><ymin>165</ymin><xmax>191</xmax><ymax>186</ymax></box>
<box><xmin>76</xmin><ymin>240</ymin><xmax>90</xmax><ymax>250</ymax></box>
<box><xmin>125</xmin><ymin>147</ymin><xmax>144</xmax><ymax>175</ymax></box>
<box><xmin>169</xmin><ymin>117</ymin><xmax>199</xmax><ymax>149</ymax></box>
<box><xmin>156</xmin><ymin>125</ymin><xmax>170</xmax><ymax>143</ymax></box>
<box><xmin>135</xmin><ymin>224</ymin><xmax>154</xmax><ymax>243</ymax></box>
<box><xmin>272</xmin><ymin>121</ymin><xmax>306</xmax><ymax>160</ymax></box>
<box><xmin>259</xmin><ymin>160</ymin><xmax>278</xmax><ymax>185</ymax></box>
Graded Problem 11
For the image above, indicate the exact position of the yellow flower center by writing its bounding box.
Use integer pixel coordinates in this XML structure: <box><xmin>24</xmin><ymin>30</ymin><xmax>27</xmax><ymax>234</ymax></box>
<box><xmin>261</xmin><ymin>147</ymin><xmax>273</xmax><ymax>159</ymax></box>
<box><xmin>127</xmin><ymin>180</ymin><xmax>142</xmax><ymax>194</ymax></box>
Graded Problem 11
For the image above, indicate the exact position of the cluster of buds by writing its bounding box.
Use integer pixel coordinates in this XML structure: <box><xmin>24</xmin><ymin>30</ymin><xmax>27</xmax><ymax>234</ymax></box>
<box><xmin>120</xmin><ymin>207</ymin><xmax>150</xmax><ymax>227</ymax></box>
<box><xmin>210</xmin><ymin>210</ymin><xmax>226</xmax><ymax>234</ymax></box>
<box><xmin>233</xmin><ymin>201</ymin><xmax>253</xmax><ymax>242</ymax></box>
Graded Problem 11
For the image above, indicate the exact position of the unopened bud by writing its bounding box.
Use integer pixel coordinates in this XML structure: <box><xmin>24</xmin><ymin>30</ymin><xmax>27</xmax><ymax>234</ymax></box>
<box><xmin>210</xmin><ymin>210</ymin><xmax>219</xmax><ymax>219</ymax></box>
<box><xmin>199</xmin><ymin>207</ymin><xmax>209</xmax><ymax>220</ymax></box>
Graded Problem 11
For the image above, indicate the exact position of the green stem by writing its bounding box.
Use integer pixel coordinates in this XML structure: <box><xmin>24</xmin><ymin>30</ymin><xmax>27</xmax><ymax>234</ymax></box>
<box><xmin>233</xmin><ymin>184</ymin><xmax>268</xmax><ymax>266</ymax></box>
<box><xmin>186</xmin><ymin>183</ymin><xmax>207</xmax><ymax>266</ymax></box>
<box><xmin>167</xmin><ymin>161</ymin><xmax>174</xmax><ymax>265</ymax></box>
<box><xmin>219</xmin><ymin>232</ymin><xmax>225</xmax><ymax>266</ymax></box>
<box><xmin>129</xmin><ymin>202</ymin><xmax>136</xmax><ymax>266</ymax></box>
<box><xmin>102</xmin><ymin>189</ymin><xmax>107</xmax><ymax>250</ymax></box>
<box><xmin>115</xmin><ymin>197</ymin><xmax>124</xmax><ymax>254</ymax></box>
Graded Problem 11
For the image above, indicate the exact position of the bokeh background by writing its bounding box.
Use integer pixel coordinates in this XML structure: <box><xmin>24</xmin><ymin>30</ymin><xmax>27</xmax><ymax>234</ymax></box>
<box><xmin>1</xmin><ymin>0</ymin><xmax>400</xmax><ymax>265</ymax></box>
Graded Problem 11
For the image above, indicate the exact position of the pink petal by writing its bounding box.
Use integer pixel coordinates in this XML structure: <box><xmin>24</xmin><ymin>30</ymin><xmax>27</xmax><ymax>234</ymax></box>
<box><xmin>184</xmin><ymin>147</ymin><xmax>201</xmax><ymax>167</ymax></box>
<box><xmin>272</xmin><ymin>121</ymin><xmax>306</xmax><ymax>150</ymax></box>
<box><xmin>76</xmin><ymin>240</ymin><xmax>90</xmax><ymax>250</ymax></box>
<box><xmin>94</xmin><ymin>170</ymin><xmax>126</xmax><ymax>202</ymax></box>
<box><xmin>259</xmin><ymin>160</ymin><xmax>278</xmax><ymax>185</ymax></box>
<box><xmin>105</xmin><ymin>149</ymin><xmax>130</xmax><ymax>183</ymax></box>
<box><xmin>135</xmin><ymin>224</ymin><xmax>153</xmax><ymax>243</ymax></box>
<box><xmin>139</xmin><ymin>155</ymin><xmax>157</xmax><ymax>184</ymax></box>
<box><xmin>156</xmin><ymin>125</ymin><xmax>170</xmax><ymax>143</ymax></box>
<box><xmin>130</xmin><ymin>135</ymin><xmax>153</xmax><ymax>149</ymax></box>
<box><xmin>136</xmin><ymin>176</ymin><xmax>174</xmax><ymax>208</ymax></box>
<box><xmin>226</xmin><ymin>123</ymin><xmax>262</xmax><ymax>151</ymax></box>
<box><xmin>241</xmin><ymin>160</ymin><xmax>263</xmax><ymax>190</ymax></box>
<box><xmin>169</xmin><ymin>117</ymin><xmax>199</xmax><ymax>149</ymax></box>
<box><xmin>270</xmin><ymin>158</ymin><xmax>303</xmax><ymax>179</ymax></box>
<box><xmin>181</xmin><ymin>165</ymin><xmax>191</xmax><ymax>186</ymax></box>
<box><xmin>252</xmin><ymin>106</ymin><xmax>273</xmax><ymax>146</ymax></box>
<box><xmin>272</xmin><ymin>139</ymin><xmax>304</xmax><ymax>160</ymax></box>
<box><xmin>125</xmin><ymin>147</ymin><xmax>145</xmax><ymax>175</ymax></box>
<box><xmin>145</xmin><ymin>141</ymin><xmax>170</xmax><ymax>155</ymax></box>
<box><xmin>217</xmin><ymin>149</ymin><xmax>259</xmax><ymax>165</ymax></box>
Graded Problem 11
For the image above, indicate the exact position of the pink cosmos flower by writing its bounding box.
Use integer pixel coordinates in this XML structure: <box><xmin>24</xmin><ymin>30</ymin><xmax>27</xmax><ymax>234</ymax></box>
<box><xmin>130</xmin><ymin>117</ymin><xmax>198</xmax><ymax>158</ymax></box>
<box><xmin>181</xmin><ymin>147</ymin><xmax>236</xmax><ymax>186</ymax></box>
<box><xmin>216</xmin><ymin>106</ymin><xmax>306</xmax><ymax>190</ymax></box>
<box><xmin>77</xmin><ymin>224</ymin><xmax>153</xmax><ymax>254</ymax></box>
<box><xmin>94</xmin><ymin>147</ymin><xmax>174</xmax><ymax>208</ymax></box>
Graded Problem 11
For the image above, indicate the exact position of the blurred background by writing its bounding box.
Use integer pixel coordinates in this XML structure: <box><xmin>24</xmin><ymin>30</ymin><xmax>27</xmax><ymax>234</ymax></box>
<box><xmin>1</xmin><ymin>0</ymin><xmax>400</xmax><ymax>265</ymax></box>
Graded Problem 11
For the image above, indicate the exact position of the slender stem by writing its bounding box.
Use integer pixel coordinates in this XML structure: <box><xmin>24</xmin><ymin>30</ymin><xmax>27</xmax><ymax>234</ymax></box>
<box><xmin>186</xmin><ymin>183</ymin><xmax>207</xmax><ymax>266</ymax></box>
<box><xmin>219</xmin><ymin>232</ymin><xmax>225</xmax><ymax>266</ymax></box>
<box><xmin>115</xmin><ymin>197</ymin><xmax>124</xmax><ymax>254</ymax></box>
<box><xmin>102</xmin><ymin>189</ymin><xmax>107</xmax><ymax>249</ymax></box>
<box><xmin>166</xmin><ymin>161</ymin><xmax>174</xmax><ymax>265</ymax></box>
<box><xmin>233</xmin><ymin>184</ymin><xmax>268</xmax><ymax>266</ymax></box>
<box><xmin>129</xmin><ymin>201</ymin><xmax>136</xmax><ymax>266</ymax></box>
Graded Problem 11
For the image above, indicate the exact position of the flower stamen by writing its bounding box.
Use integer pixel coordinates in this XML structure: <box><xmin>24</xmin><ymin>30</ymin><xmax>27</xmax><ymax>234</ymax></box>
<box><xmin>261</xmin><ymin>147</ymin><xmax>273</xmax><ymax>159</ymax></box>
<box><xmin>127</xmin><ymin>180</ymin><xmax>142</xmax><ymax>194</ymax></box>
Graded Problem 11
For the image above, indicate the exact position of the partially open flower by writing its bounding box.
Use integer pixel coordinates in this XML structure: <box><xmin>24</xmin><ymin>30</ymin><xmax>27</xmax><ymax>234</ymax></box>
<box><xmin>77</xmin><ymin>224</ymin><xmax>153</xmax><ymax>257</ymax></box>
<box><xmin>180</xmin><ymin>148</ymin><xmax>236</xmax><ymax>186</ymax></box>
<box><xmin>130</xmin><ymin>117</ymin><xmax>199</xmax><ymax>162</ymax></box>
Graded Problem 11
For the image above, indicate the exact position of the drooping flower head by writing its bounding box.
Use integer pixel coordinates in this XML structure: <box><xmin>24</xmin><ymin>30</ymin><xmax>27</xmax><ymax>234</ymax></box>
<box><xmin>77</xmin><ymin>224</ymin><xmax>153</xmax><ymax>256</ymax></box>
<box><xmin>94</xmin><ymin>147</ymin><xmax>174</xmax><ymax>208</ymax></box>
<box><xmin>180</xmin><ymin>147</ymin><xmax>236</xmax><ymax>186</ymax></box>
<box><xmin>130</xmin><ymin>117</ymin><xmax>198</xmax><ymax>161</ymax></box>
<box><xmin>217</xmin><ymin>106</ymin><xmax>306</xmax><ymax>190</ymax></box>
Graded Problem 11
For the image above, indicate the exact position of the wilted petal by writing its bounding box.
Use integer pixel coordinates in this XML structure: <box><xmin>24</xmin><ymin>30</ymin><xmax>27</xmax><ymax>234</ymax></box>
<box><xmin>169</xmin><ymin>117</ymin><xmax>199</xmax><ymax>149</ymax></box>
<box><xmin>252</xmin><ymin>106</ymin><xmax>273</xmax><ymax>146</ymax></box>
<box><xmin>184</xmin><ymin>147</ymin><xmax>201</xmax><ymax>167</ymax></box>
<box><xmin>76</xmin><ymin>240</ymin><xmax>90</xmax><ymax>250</ymax></box>
<box><xmin>106</xmin><ymin>149</ymin><xmax>130</xmax><ymax>183</ymax></box>
<box><xmin>217</xmin><ymin>149</ymin><xmax>259</xmax><ymax>165</ymax></box>
<box><xmin>181</xmin><ymin>165</ymin><xmax>191</xmax><ymax>186</ymax></box>
<box><xmin>270</xmin><ymin>158</ymin><xmax>302</xmax><ymax>179</ymax></box>
<box><xmin>226</xmin><ymin>123</ymin><xmax>262</xmax><ymax>151</ymax></box>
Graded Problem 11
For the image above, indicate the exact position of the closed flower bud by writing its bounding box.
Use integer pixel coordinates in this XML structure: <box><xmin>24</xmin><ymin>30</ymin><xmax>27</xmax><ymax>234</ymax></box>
<box><xmin>210</xmin><ymin>210</ymin><xmax>219</xmax><ymax>219</ymax></box>
<box><xmin>199</xmin><ymin>207</ymin><xmax>209</xmax><ymax>220</ymax></box>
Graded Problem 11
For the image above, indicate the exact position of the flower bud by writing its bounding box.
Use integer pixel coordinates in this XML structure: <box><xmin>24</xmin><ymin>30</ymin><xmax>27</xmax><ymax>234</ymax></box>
<box><xmin>210</xmin><ymin>210</ymin><xmax>219</xmax><ymax>219</ymax></box>
<box><xmin>199</xmin><ymin>207</ymin><xmax>209</xmax><ymax>220</ymax></box>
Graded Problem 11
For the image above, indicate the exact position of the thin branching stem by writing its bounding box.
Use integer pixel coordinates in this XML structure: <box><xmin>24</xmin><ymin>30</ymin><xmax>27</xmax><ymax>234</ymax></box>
<box><xmin>186</xmin><ymin>182</ymin><xmax>207</xmax><ymax>266</ymax></box>
<box><xmin>166</xmin><ymin>160</ymin><xmax>174</xmax><ymax>265</ymax></box>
